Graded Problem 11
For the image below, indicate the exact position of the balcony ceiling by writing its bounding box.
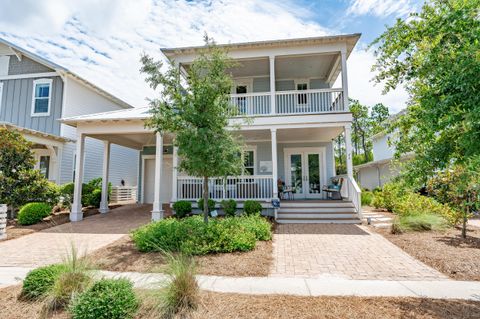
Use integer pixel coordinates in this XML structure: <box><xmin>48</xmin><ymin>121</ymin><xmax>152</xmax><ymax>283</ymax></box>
<box><xmin>237</xmin><ymin>126</ymin><xmax>343</xmax><ymax>143</ymax></box>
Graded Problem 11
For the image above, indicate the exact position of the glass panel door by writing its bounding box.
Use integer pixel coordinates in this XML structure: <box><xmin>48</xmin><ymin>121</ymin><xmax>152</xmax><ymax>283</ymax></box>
<box><xmin>307</xmin><ymin>153</ymin><xmax>321</xmax><ymax>196</ymax></box>
<box><xmin>289</xmin><ymin>154</ymin><xmax>304</xmax><ymax>196</ymax></box>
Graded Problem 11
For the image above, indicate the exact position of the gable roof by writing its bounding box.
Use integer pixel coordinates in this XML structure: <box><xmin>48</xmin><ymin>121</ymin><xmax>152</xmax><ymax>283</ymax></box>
<box><xmin>0</xmin><ymin>37</ymin><xmax>132</xmax><ymax>109</ymax></box>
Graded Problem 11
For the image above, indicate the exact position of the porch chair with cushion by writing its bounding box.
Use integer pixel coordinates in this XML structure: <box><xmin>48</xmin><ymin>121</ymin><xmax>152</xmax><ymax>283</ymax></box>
<box><xmin>323</xmin><ymin>177</ymin><xmax>343</xmax><ymax>200</ymax></box>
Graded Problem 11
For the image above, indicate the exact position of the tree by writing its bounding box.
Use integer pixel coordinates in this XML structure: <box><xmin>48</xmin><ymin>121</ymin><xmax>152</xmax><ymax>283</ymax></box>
<box><xmin>350</xmin><ymin>99</ymin><xmax>371</xmax><ymax>162</ymax></box>
<box><xmin>370</xmin><ymin>103</ymin><xmax>389</xmax><ymax>135</ymax></box>
<box><xmin>371</xmin><ymin>0</ymin><xmax>480</xmax><ymax>186</ymax></box>
<box><xmin>141</xmin><ymin>36</ymin><xmax>244</xmax><ymax>223</ymax></box>
<box><xmin>0</xmin><ymin>128</ymin><xmax>57</xmax><ymax>215</ymax></box>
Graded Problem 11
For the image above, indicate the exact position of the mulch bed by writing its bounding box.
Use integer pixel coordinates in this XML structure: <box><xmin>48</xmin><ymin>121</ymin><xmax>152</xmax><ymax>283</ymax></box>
<box><xmin>2</xmin><ymin>285</ymin><xmax>480</xmax><ymax>319</ymax></box>
<box><xmin>87</xmin><ymin>235</ymin><xmax>273</xmax><ymax>277</ymax></box>
<box><xmin>375</xmin><ymin>226</ymin><xmax>480</xmax><ymax>281</ymax></box>
<box><xmin>4</xmin><ymin>205</ymin><xmax>122</xmax><ymax>241</ymax></box>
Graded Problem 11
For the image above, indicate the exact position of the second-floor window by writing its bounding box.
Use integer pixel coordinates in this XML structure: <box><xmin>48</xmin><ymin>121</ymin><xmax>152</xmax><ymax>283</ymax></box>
<box><xmin>31</xmin><ymin>79</ymin><xmax>52</xmax><ymax>116</ymax></box>
<box><xmin>295</xmin><ymin>80</ymin><xmax>308</xmax><ymax>106</ymax></box>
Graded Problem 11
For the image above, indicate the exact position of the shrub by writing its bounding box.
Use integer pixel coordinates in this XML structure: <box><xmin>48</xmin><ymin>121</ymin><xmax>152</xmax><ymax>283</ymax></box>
<box><xmin>70</xmin><ymin>279</ymin><xmax>138</xmax><ymax>319</ymax></box>
<box><xmin>197</xmin><ymin>198</ymin><xmax>216</xmax><ymax>212</ymax></box>
<box><xmin>60</xmin><ymin>179</ymin><xmax>111</xmax><ymax>208</ymax></box>
<box><xmin>17</xmin><ymin>202</ymin><xmax>52</xmax><ymax>225</ymax></box>
<box><xmin>21</xmin><ymin>264</ymin><xmax>66</xmax><ymax>300</ymax></box>
<box><xmin>392</xmin><ymin>192</ymin><xmax>459</xmax><ymax>225</ymax></box>
<box><xmin>371</xmin><ymin>194</ymin><xmax>385</xmax><ymax>209</ymax></box>
<box><xmin>220</xmin><ymin>199</ymin><xmax>237</xmax><ymax>216</ymax></box>
<box><xmin>131</xmin><ymin>215</ymin><xmax>271</xmax><ymax>255</ymax></box>
<box><xmin>84</xmin><ymin>189</ymin><xmax>102</xmax><ymax>208</ymax></box>
<box><xmin>381</xmin><ymin>182</ymin><xmax>407</xmax><ymax>212</ymax></box>
<box><xmin>160</xmin><ymin>254</ymin><xmax>199</xmax><ymax>317</ymax></box>
<box><xmin>173</xmin><ymin>201</ymin><xmax>192</xmax><ymax>218</ymax></box>
<box><xmin>361</xmin><ymin>191</ymin><xmax>374</xmax><ymax>206</ymax></box>
<box><xmin>243</xmin><ymin>200</ymin><xmax>262</xmax><ymax>215</ymax></box>
<box><xmin>391</xmin><ymin>214</ymin><xmax>448</xmax><ymax>234</ymax></box>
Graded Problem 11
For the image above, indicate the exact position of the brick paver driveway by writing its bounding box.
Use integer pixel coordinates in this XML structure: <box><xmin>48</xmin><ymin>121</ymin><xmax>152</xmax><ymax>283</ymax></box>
<box><xmin>270</xmin><ymin>224</ymin><xmax>447</xmax><ymax>280</ymax></box>
<box><xmin>0</xmin><ymin>204</ymin><xmax>151</xmax><ymax>267</ymax></box>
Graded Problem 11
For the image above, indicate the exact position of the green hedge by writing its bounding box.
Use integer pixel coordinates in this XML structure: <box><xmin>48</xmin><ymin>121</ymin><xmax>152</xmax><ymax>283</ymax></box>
<box><xmin>60</xmin><ymin>178</ymin><xmax>111</xmax><ymax>209</ymax></box>
<box><xmin>70</xmin><ymin>278</ymin><xmax>138</xmax><ymax>319</ymax></box>
<box><xmin>17</xmin><ymin>202</ymin><xmax>52</xmax><ymax>225</ymax></box>
<box><xmin>21</xmin><ymin>264</ymin><xmax>67</xmax><ymax>299</ymax></box>
<box><xmin>220</xmin><ymin>199</ymin><xmax>237</xmax><ymax>217</ymax></box>
<box><xmin>131</xmin><ymin>215</ymin><xmax>272</xmax><ymax>255</ymax></box>
<box><xmin>243</xmin><ymin>200</ymin><xmax>262</xmax><ymax>215</ymax></box>
<box><xmin>361</xmin><ymin>191</ymin><xmax>374</xmax><ymax>206</ymax></box>
<box><xmin>197</xmin><ymin>198</ymin><xmax>216</xmax><ymax>212</ymax></box>
<box><xmin>173</xmin><ymin>200</ymin><xmax>192</xmax><ymax>218</ymax></box>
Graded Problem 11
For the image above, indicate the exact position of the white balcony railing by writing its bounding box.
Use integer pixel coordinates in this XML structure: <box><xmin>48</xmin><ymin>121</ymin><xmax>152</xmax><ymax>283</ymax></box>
<box><xmin>111</xmin><ymin>186</ymin><xmax>137</xmax><ymax>202</ymax></box>
<box><xmin>177</xmin><ymin>175</ymin><xmax>273</xmax><ymax>201</ymax></box>
<box><xmin>276</xmin><ymin>88</ymin><xmax>344</xmax><ymax>114</ymax></box>
<box><xmin>229</xmin><ymin>88</ymin><xmax>345</xmax><ymax>116</ymax></box>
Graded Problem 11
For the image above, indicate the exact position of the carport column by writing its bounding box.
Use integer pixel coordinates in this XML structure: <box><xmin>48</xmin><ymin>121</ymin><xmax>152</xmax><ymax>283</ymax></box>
<box><xmin>341</xmin><ymin>49</ymin><xmax>350</xmax><ymax>111</ymax></box>
<box><xmin>271</xmin><ymin>128</ymin><xmax>278</xmax><ymax>199</ymax></box>
<box><xmin>269</xmin><ymin>55</ymin><xmax>276</xmax><ymax>114</ymax></box>
<box><xmin>171</xmin><ymin>146</ymin><xmax>178</xmax><ymax>203</ymax></box>
<box><xmin>99</xmin><ymin>141</ymin><xmax>110</xmax><ymax>214</ymax></box>
<box><xmin>152</xmin><ymin>132</ymin><xmax>164</xmax><ymax>221</ymax></box>
<box><xmin>344</xmin><ymin>124</ymin><xmax>354</xmax><ymax>179</ymax></box>
<box><xmin>70</xmin><ymin>133</ymin><xmax>85</xmax><ymax>222</ymax></box>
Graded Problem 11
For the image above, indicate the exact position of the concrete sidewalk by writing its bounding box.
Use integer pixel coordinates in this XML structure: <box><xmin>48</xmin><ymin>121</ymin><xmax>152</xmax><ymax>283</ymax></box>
<box><xmin>2</xmin><ymin>267</ymin><xmax>480</xmax><ymax>300</ymax></box>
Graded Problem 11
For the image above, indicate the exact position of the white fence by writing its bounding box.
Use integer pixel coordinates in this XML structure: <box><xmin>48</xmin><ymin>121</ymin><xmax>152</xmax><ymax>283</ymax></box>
<box><xmin>177</xmin><ymin>175</ymin><xmax>274</xmax><ymax>201</ymax></box>
<box><xmin>111</xmin><ymin>186</ymin><xmax>137</xmax><ymax>203</ymax></box>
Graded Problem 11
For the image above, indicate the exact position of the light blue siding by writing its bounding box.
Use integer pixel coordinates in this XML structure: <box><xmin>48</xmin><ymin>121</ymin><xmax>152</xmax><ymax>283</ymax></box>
<box><xmin>253</xmin><ymin>77</ymin><xmax>270</xmax><ymax>92</ymax></box>
<box><xmin>276</xmin><ymin>80</ymin><xmax>294</xmax><ymax>91</ymax></box>
<box><xmin>0</xmin><ymin>76</ymin><xmax>63</xmax><ymax>135</ymax></box>
<box><xmin>310</xmin><ymin>78</ymin><xmax>329</xmax><ymax>89</ymax></box>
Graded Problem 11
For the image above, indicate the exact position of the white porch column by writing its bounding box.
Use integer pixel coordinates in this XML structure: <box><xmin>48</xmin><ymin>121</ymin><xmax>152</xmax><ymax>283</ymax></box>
<box><xmin>56</xmin><ymin>145</ymin><xmax>63</xmax><ymax>184</ymax></box>
<box><xmin>269</xmin><ymin>55</ymin><xmax>276</xmax><ymax>114</ymax></box>
<box><xmin>344</xmin><ymin>124</ymin><xmax>354</xmax><ymax>179</ymax></box>
<box><xmin>340</xmin><ymin>50</ymin><xmax>349</xmax><ymax>111</ymax></box>
<box><xmin>99</xmin><ymin>141</ymin><xmax>110</xmax><ymax>214</ymax></box>
<box><xmin>271</xmin><ymin>128</ymin><xmax>278</xmax><ymax>199</ymax></box>
<box><xmin>70</xmin><ymin>133</ymin><xmax>85</xmax><ymax>222</ymax></box>
<box><xmin>152</xmin><ymin>132</ymin><xmax>164</xmax><ymax>221</ymax></box>
<box><xmin>171</xmin><ymin>146</ymin><xmax>178</xmax><ymax>203</ymax></box>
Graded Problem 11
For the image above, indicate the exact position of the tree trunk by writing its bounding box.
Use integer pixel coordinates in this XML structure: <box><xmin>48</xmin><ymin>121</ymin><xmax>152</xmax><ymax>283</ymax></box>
<box><xmin>362</xmin><ymin>134</ymin><xmax>369</xmax><ymax>162</ymax></box>
<box><xmin>203</xmin><ymin>176</ymin><xmax>209</xmax><ymax>223</ymax></box>
<box><xmin>462</xmin><ymin>206</ymin><xmax>468</xmax><ymax>239</ymax></box>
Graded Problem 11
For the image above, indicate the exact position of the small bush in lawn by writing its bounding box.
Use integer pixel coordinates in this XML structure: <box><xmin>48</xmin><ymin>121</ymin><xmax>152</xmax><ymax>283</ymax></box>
<box><xmin>243</xmin><ymin>200</ymin><xmax>262</xmax><ymax>215</ymax></box>
<box><xmin>220</xmin><ymin>199</ymin><xmax>237</xmax><ymax>216</ymax></box>
<box><xmin>391</xmin><ymin>214</ymin><xmax>448</xmax><ymax>234</ymax></box>
<box><xmin>238</xmin><ymin>214</ymin><xmax>272</xmax><ymax>241</ymax></box>
<box><xmin>361</xmin><ymin>191</ymin><xmax>374</xmax><ymax>206</ymax></box>
<box><xmin>83</xmin><ymin>189</ymin><xmax>102</xmax><ymax>208</ymax></box>
<box><xmin>371</xmin><ymin>193</ymin><xmax>385</xmax><ymax>209</ymax></box>
<box><xmin>197</xmin><ymin>198</ymin><xmax>216</xmax><ymax>212</ymax></box>
<box><xmin>70</xmin><ymin>279</ymin><xmax>138</xmax><ymax>319</ymax></box>
<box><xmin>21</xmin><ymin>264</ymin><xmax>67</xmax><ymax>300</ymax></box>
<box><xmin>17</xmin><ymin>202</ymin><xmax>52</xmax><ymax>225</ymax></box>
<box><xmin>160</xmin><ymin>254</ymin><xmax>199</xmax><ymax>318</ymax></box>
<box><xmin>173</xmin><ymin>200</ymin><xmax>192</xmax><ymax>218</ymax></box>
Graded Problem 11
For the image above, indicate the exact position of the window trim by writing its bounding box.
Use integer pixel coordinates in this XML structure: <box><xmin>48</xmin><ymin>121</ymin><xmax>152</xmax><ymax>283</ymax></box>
<box><xmin>243</xmin><ymin>146</ymin><xmax>257</xmax><ymax>175</ymax></box>
<box><xmin>31</xmin><ymin>78</ymin><xmax>53</xmax><ymax>117</ymax></box>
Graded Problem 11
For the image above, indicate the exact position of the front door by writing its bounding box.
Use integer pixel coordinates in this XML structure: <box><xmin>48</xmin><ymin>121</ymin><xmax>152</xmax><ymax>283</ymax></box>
<box><xmin>284</xmin><ymin>148</ymin><xmax>326</xmax><ymax>199</ymax></box>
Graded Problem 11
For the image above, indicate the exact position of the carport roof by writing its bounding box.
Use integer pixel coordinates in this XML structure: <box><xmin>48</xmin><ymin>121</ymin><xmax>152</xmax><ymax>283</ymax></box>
<box><xmin>61</xmin><ymin>107</ymin><xmax>151</xmax><ymax>127</ymax></box>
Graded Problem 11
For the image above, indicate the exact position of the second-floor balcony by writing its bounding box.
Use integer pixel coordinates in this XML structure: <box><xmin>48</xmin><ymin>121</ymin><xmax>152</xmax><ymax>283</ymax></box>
<box><xmin>229</xmin><ymin>88</ymin><xmax>344</xmax><ymax>116</ymax></box>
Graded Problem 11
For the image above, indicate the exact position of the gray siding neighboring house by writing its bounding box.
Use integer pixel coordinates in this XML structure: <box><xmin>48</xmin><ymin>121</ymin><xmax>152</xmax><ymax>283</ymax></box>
<box><xmin>0</xmin><ymin>39</ymin><xmax>139</xmax><ymax>188</ymax></box>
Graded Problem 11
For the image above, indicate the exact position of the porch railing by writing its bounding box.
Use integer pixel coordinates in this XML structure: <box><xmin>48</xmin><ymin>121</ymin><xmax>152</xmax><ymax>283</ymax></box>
<box><xmin>337</xmin><ymin>175</ymin><xmax>362</xmax><ymax>218</ymax></box>
<box><xmin>177</xmin><ymin>175</ymin><xmax>273</xmax><ymax>201</ymax></box>
<box><xmin>229</xmin><ymin>88</ymin><xmax>345</xmax><ymax>116</ymax></box>
<box><xmin>275</xmin><ymin>88</ymin><xmax>344</xmax><ymax>114</ymax></box>
<box><xmin>111</xmin><ymin>186</ymin><xmax>137</xmax><ymax>202</ymax></box>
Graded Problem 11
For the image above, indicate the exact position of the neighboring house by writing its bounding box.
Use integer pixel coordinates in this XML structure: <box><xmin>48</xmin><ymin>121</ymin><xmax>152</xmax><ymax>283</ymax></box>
<box><xmin>0</xmin><ymin>38</ymin><xmax>138</xmax><ymax>190</ymax></box>
<box><xmin>354</xmin><ymin>112</ymin><xmax>413</xmax><ymax>190</ymax></box>
<box><xmin>62</xmin><ymin>34</ymin><xmax>363</xmax><ymax>224</ymax></box>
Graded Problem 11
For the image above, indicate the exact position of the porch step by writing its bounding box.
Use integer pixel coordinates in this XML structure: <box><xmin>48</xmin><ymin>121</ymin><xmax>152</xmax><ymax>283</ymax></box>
<box><xmin>276</xmin><ymin>217</ymin><xmax>361</xmax><ymax>224</ymax></box>
<box><xmin>277</xmin><ymin>212</ymin><xmax>358</xmax><ymax>219</ymax></box>
<box><xmin>280</xmin><ymin>201</ymin><xmax>354</xmax><ymax>208</ymax></box>
<box><xmin>278</xmin><ymin>207</ymin><xmax>356</xmax><ymax>213</ymax></box>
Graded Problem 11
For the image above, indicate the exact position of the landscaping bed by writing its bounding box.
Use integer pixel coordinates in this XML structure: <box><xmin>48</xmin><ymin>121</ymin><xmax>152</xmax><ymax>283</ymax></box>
<box><xmin>87</xmin><ymin>234</ymin><xmax>273</xmax><ymax>276</ymax></box>
<box><xmin>4</xmin><ymin>206</ymin><xmax>120</xmax><ymax>241</ymax></box>
<box><xmin>2</xmin><ymin>285</ymin><xmax>480</xmax><ymax>319</ymax></box>
<box><xmin>375</xmin><ymin>226</ymin><xmax>480</xmax><ymax>281</ymax></box>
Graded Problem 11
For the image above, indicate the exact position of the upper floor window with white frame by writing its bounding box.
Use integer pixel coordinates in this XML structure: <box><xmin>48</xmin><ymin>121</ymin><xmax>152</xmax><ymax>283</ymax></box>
<box><xmin>295</xmin><ymin>79</ymin><xmax>309</xmax><ymax>106</ymax></box>
<box><xmin>31</xmin><ymin>78</ymin><xmax>52</xmax><ymax>116</ymax></box>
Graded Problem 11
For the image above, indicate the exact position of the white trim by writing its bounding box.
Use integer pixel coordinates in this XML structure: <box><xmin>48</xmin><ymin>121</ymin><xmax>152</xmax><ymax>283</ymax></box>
<box><xmin>0</xmin><ymin>72</ymin><xmax>58</xmax><ymax>80</ymax></box>
<box><xmin>31</xmin><ymin>78</ymin><xmax>53</xmax><ymax>117</ymax></box>
<box><xmin>0</xmin><ymin>82</ymin><xmax>3</xmax><ymax>114</ymax></box>
<box><xmin>141</xmin><ymin>154</ymin><xmax>173</xmax><ymax>204</ymax></box>
<box><xmin>283</xmin><ymin>147</ymin><xmax>327</xmax><ymax>199</ymax></box>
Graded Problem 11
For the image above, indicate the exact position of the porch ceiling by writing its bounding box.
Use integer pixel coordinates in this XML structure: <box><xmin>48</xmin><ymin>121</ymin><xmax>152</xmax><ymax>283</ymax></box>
<box><xmin>238</xmin><ymin>126</ymin><xmax>343</xmax><ymax>143</ymax></box>
<box><xmin>86</xmin><ymin>132</ymin><xmax>174</xmax><ymax>150</ymax></box>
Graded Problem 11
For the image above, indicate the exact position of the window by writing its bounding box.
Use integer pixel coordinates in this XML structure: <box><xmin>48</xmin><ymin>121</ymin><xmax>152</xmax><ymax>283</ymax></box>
<box><xmin>295</xmin><ymin>80</ymin><xmax>309</xmax><ymax>106</ymax></box>
<box><xmin>31</xmin><ymin>79</ymin><xmax>52</xmax><ymax>116</ymax></box>
<box><xmin>243</xmin><ymin>148</ymin><xmax>256</xmax><ymax>175</ymax></box>
<box><xmin>39</xmin><ymin>156</ymin><xmax>50</xmax><ymax>179</ymax></box>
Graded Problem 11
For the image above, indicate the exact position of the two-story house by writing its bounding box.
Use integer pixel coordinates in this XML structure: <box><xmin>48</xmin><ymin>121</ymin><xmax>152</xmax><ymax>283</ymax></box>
<box><xmin>62</xmin><ymin>34</ymin><xmax>362</xmax><ymax>223</ymax></box>
<box><xmin>0</xmin><ymin>38</ymin><xmax>139</xmax><ymax>200</ymax></box>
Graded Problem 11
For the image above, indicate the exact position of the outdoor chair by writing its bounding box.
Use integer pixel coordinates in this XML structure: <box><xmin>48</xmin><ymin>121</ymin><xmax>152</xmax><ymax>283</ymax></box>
<box><xmin>323</xmin><ymin>177</ymin><xmax>343</xmax><ymax>200</ymax></box>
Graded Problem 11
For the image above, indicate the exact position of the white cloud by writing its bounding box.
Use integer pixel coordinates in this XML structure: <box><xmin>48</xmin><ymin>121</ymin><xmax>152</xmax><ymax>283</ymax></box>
<box><xmin>347</xmin><ymin>0</ymin><xmax>413</xmax><ymax>17</ymax></box>
<box><xmin>0</xmin><ymin>0</ymin><xmax>408</xmax><ymax>112</ymax></box>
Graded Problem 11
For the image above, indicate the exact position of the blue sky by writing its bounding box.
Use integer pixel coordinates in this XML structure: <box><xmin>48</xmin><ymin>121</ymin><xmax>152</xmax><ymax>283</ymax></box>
<box><xmin>0</xmin><ymin>0</ymin><xmax>421</xmax><ymax>113</ymax></box>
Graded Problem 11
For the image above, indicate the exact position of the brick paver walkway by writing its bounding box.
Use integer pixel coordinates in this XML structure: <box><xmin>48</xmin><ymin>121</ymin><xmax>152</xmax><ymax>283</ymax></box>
<box><xmin>270</xmin><ymin>224</ymin><xmax>447</xmax><ymax>280</ymax></box>
<box><xmin>0</xmin><ymin>204</ymin><xmax>151</xmax><ymax>267</ymax></box>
